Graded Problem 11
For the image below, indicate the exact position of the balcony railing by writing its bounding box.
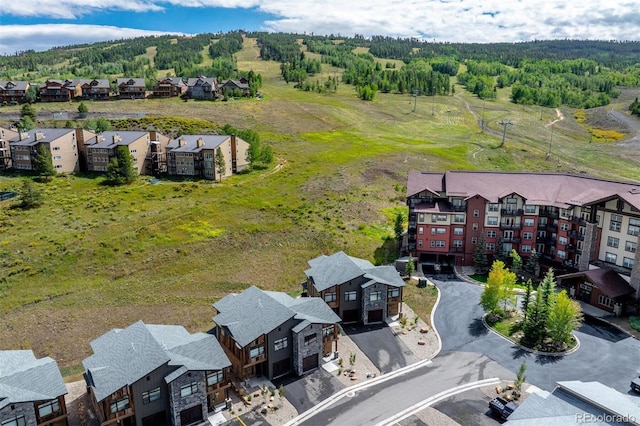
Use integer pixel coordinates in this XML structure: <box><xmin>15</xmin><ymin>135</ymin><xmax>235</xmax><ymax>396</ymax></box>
<box><xmin>569</xmin><ymin>215</ymin><xmax>587</xmax><ymax>225</ymax></box>
<box><xmin>501</xmin><ymin>209</ymin><xmax>523</xmax><ymax>216</ymax></box>
<box><xmin>503</xmin><ymin>237</ymin><xmax>521</xmax><ymax>243</ymax></box>
<box><xmin>452</xmin><ymin>205</ymin><xmax>466</xmax><ymax>212</ymax></box>
<box><xmin>449</xmin><ymin>247</ymin><xmax>464</xmax><ymax>253</ymax></box>
<box><xmin>539</xmin><ymin>210</ymin><xmax>559</xmax><ymax>219</ymax></box>
<box><xmin>499</xmin><ymin>223</ymin><xmax>522</xmax><ymax>230</ymax></box>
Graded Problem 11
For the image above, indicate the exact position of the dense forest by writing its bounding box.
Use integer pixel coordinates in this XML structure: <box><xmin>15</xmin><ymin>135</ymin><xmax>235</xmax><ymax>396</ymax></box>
<box><xmin>1</xmin><ymin>32</ymin><xmax>640</xmax><ymax>108</ymax></box>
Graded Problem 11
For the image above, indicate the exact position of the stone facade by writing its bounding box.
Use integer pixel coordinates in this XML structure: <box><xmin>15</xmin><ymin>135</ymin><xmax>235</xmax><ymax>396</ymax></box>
<box><xmin>579</xmin><ymin>222</ymin><xmax>599</xmax><ymax>271</ymax></box>
<box><xmin>168</xmin><ymin>371</ymin><xmax>208</xmax><ymax>426</ymax></box>
<box><xmin>293</xmin><ymin>323</ymin><xmax>322</xmax><ymax>375</ymax></box>
<box><xmin>361</xmin><ymin>283</ymin><xmax>387</xmax><ymax>325</ymax></box>
<box><xmin>0</xmin><ymin>402</ymin><xmax>37</xmax><ymax>426</ymax></box>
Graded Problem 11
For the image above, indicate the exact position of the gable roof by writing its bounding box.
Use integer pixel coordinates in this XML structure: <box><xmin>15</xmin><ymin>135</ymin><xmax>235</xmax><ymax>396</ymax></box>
<box><xmin>0</xmin><ymin>81</ymin><xmax>29</xmax><ymax>91</ymax></box>
<box><xmin>77</xmin><ymin>79</ymin><xmax>110</xmax><ymax>89</ymax></box>
<box><xmin>86</xmin><ymin>131</ymin><xmax>148</xmax><ymax>148</ymax></box>
<box><xmin>186</xmin><ymin>77</ymin><xmax>217</xmax><ymax>88</ymax></box>
<box><xmin>213</xmin><ymin>286</ymin><xmax>340</xmax><ymax>347</ymax></box>
<box><xmin>156</xmin><ymin>77</ymin><xmax>186</xmax><ymax>87</ymax></box>
<box><xmin>9</xmin><ymin>128</ymin><xmax>74</xmax><ymax>147</ymax></box>
<box><xmin>0</xmin><ymin>350</ymin><xmax>67</xmax><ymax>410</ymax></box>
<box><xmin>116</xmin><ymin>78</ymin><xmax>145</xmax><ymax>87</ymax></box>
<box><xmin>305</xmin><ymin>251</ymin><xmax>405</xmax><ymax>292</ymax></box>
<box><xmin>83</xmin><ymin>320</ymin><xmax>230</xmax><ymax>402</ymax></box>
<box><xmin>166</xmin><ymin>134</ymin><xmax>231</xmax><ymax>152</ymax></box>
<box><xmin>557</xmin><ymin>268</ymin><xmax>636</xmax><ymax>298</ymax></box>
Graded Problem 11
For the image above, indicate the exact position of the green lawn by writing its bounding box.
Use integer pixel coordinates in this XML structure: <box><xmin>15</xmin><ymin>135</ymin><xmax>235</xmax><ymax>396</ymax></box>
<box><xmin>2</xmin><ymin>38</ymin><xmax>640</xmax><ymax>368</ymax></box>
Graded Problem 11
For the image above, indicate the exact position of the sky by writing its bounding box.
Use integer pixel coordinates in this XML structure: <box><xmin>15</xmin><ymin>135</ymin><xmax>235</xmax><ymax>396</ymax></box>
<box><xmin>1</xmin><ymin>1</ymin><xmax>640</xmax><ymax>55</ymax></box>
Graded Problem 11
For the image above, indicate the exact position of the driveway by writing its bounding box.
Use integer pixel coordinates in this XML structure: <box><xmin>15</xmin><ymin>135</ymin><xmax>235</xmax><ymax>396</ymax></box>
<box><xmin>271</xmin><ymin>367</ymin><xmax>344</xmax><ymax>414</ymax></box>
<box><xmin>432</xmin><ymin>388</ymin><xmax>503</xmax><ymax>425</ymax></box>
<box><xmin>434</xmin><ymin>278</ymin><xmax>640</xmax><ymax>392</ymax></box>
<box><xmin>344</xmin><ymin>323</ymin><xmax>418</xmax><ymax>373</ymax></box>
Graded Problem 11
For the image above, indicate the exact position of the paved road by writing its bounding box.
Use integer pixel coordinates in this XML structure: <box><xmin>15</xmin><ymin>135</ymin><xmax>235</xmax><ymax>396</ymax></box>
<box><xmin>299</xmin><ymin>352</ymin><xmax>514</xmax><ymax>426</ymax></box>
<box><xmin>345</xmin><ymin>323</ymin><xmax>418</xmax><ymax>373</ymax></box>
<box><xmin>434</xmin><ymin>278</ymin><xmax>640</xmax><ymax>393</ymax></box>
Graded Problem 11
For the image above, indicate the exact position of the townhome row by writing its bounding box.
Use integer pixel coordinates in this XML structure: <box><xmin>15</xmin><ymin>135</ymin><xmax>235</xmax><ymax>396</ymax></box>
<box><xmin>0</xmin><ymin>77</ymin><xmax>251</xmax><ymax>104</ymax></box>
<box><xmin>0</xmin><ymin>127</ymin><xmax>250</xmax><ymax>180</ymax></box>
<box><xmin>406</xmin><ymin>170</ymin><xmax>640</xmax><ymax>314</ymax></box>
<box><xmin>2</xmin><ymin>252</ymin><xmax>404</xmax><ymax>426</ymax></box>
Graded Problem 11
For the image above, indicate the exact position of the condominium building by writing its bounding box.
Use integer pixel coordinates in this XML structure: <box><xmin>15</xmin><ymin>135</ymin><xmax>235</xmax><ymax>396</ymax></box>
<box><xmin>406</xmin><ymin>171</ymin><xmax>640</xmax><ymax>312</ymax></box>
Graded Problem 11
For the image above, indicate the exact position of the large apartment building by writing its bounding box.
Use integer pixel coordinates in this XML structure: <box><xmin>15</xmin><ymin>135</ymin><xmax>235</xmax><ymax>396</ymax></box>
<box><xmin>83</xmin><ymin>131</ymin><xmax>170</xmax><ymax>174</ymax></box>
<box><xmin>406</xmin><ymin>171</ymin><xmax>640</xmax><ymax>311</ymax></box>
<box><xmin>166</xmin><ymin>135</ymin><xmax>249</xmax><ymax>180</ymax></box>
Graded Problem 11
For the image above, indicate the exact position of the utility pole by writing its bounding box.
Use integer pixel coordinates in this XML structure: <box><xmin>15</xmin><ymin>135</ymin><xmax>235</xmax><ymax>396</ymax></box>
<box><xmin>499</xmin><ymin>120</ymin><xmax>512</xmax><ymax>148</ymax></box>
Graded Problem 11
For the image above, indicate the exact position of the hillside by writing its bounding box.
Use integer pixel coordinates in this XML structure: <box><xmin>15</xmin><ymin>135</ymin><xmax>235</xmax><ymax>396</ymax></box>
<box><xmin>1</xmin><ymin>36</ymin><xmax>640</xmax><ymax>371</ymax></box>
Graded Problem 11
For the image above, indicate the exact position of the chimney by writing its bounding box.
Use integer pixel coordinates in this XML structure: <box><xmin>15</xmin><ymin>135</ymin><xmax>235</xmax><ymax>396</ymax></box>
<box><xmin>178</xmin><ymin>138</ymin><xmax>185</xmax><ymax>147</ymax></box>
<box><xmin>35</xmin><ymin>132</ymin><xmax>44</xmax><ymax>141</ymax></box>
<box><xmin>196</xmin><ymin>138</ymin><xmax>204</xmax><ymax>148</ymax></box>
<box><xmin>112</xmin><ymin>134</ymin><xmax>121</xmax><ymax>143</ymax></box>
<box><xmin>19</xmin><ymin>131</ymin><xmax>27</xmax><ymax>141</ymax></box>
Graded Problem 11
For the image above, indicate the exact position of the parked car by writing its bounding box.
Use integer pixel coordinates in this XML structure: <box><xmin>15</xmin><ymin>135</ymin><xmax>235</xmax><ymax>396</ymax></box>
<box><xmin>630</xmin><ymin>376</ymin><xmax>640</xmax><ymax>393</ymax></box>
<box><xmin>489</xmin><ymin>396</ymin><xmax>518</xmax><ymax>420</ymax></box>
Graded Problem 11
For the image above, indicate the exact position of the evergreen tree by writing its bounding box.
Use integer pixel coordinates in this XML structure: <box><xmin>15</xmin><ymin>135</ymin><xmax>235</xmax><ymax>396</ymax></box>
<box><xmin>17</xmin><ymin>179</ymin><xmax>43</xmax><ymax>209</ymax></box>
<box><xmin>77</xmin><ymin>102</ymin><xmax>88</xmax><ymax>115</ymax></box>
<box><xmin>524</xmin><ymin>249</ymin><xmax>539</xmax><ymax>274</ymax></box>
<box><xmin>18</xmin><ymin>116</ymin><xmax>35</xmax><ymax>131</ymax></box>
<box><xmin>32</xmin><ymin>143</ymin><xmax>55</xmax><ymax>180</ymax></box>
<box><xmin>521</xmin><ymin>279</ymin><xmax>533</xmax><ymax>321</ymax></box>
<box><xmin>405</xmin><ymin>257</ymin><xmax>414</xmax><ymax>277</ymax></box>
<box><xmin>510</xmin><ymin>249</ymin><xmax>523</xmax><ymax>275</ymax></box>
<box><xmin>215</xmin><ymin>147</ymin><xmax>226</xmax><ymax>181</ymax></box>
<box><xmin>474</xmin><ymin>235</ymin><xmax>488</xmax><ymax>273</ymax></box>
<box><xmin>522</xmin><ymin>284</ymin><xmax>547</xmax><ymax>347</ymax></box>
<box><xmin>20</xmin><ymin>103</ymin><xmax>37</xmax><ymax>121</ymax></box>
<box><xmin>495</xmin><ymin>236</ymin><xmax>506</xmax><ymax>261</ymax></box>
<box><xmin>539</xmin><ymin>268</ymin><xmax>557</xmax><ymax>307</ymax></box>
<box><xmin>394</xmin><ymin>211</ymin><xmax>404</xmax><ymax>247</ymax></box>
<box><xmin>105</xmin><ymin>146</ymin><xmax>136</xmax><ymax>185</ymax></box>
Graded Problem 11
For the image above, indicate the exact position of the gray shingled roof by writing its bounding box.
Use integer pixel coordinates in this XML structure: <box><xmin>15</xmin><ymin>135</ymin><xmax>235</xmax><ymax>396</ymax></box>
<box><xmin>408</xmin><ymin>171</ymin><xmax>640</xmax><ymax>211</ymax></box>
<box><xmin>86</xmin><ymin>131</ymin><xmax>147</xmax><ymax>148</ymax></box>
<box><xmin>213</xmin><ymin>286</ymin><xmax>296</xmax><ymax>347</ymax></box>
<box><xmin>117</xmin><ymin>78</ymin><xmax>145</xmax><ymax>87</ymax></box>
<box><xmin>9</xmin><ymin>128</ymin><xmax>74</xmax><ymax>146</ymax></box>
<box><xmin>83</xmin><ymin>321</ymin><xmax>230</xmax><ymax>402</ymax></box>
<box><xmin>166</xmin><ymin>135</ymin><xmax>229</xmax><ymax>152</ymax></box>
<box><xmin>0</xmin><ymin>81</ymin><xmax>29</xmax><ymax>91</ymax></box>
<box><xmin>186</xmin><ymin>77</ymin><xmax>217</xmax><ymax>88</ymax></box>
<box><xmin>305</xmin><ymin>251</ymin><xmax>404</xmax><ymax>292</ymax></box>
<box><xmin>0</xmin><ymin>350</ymin><xmax>67</xmax><ymax>409</ymax></box>
<box><xmin>213</xmin><ymin>286</ymin><xmax>340</xmax><ymax>346</ymax></box>
<box><xmin>506</xmin><ymin>381</ymin><xmax>640</xmax><ymax>425</ymax></box>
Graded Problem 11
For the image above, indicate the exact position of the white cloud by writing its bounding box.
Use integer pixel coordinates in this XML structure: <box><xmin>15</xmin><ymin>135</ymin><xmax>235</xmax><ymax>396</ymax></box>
<box><xmin>0</xmin><ymin>24</ymin><xmax>182</xmax><ymax>55</ymax></box>
<box><xmin>1</xmin><ymin>0</ymin><xmax>639</xmax><ymax>54</ymax></box>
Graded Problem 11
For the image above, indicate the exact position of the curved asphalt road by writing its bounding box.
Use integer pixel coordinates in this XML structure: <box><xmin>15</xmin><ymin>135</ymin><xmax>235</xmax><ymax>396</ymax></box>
<box><xmin>435</xmin><ymin>278</ymin><xmax>640</xmax><ymax>393</ymax></box>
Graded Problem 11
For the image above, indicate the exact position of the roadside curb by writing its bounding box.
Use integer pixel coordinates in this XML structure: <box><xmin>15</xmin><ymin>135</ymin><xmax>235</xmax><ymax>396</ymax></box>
<box><xmin>481</xmin><ymin>313</ymin><xmax>581</xmax><ymax>357</ymax></box>
<box><xmin>428</xmin><ymin>279</ymin><xmax>443</xmax><ymax>357</ymax></box>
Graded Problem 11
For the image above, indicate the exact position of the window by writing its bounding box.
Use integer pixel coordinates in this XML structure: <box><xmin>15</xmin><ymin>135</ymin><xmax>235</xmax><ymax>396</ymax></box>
<box><xmin>629</xmin><ymin>218</ymin><xmax>640</xmax><ymax>236</ymax></box>
<box><xmin>430</xmin><ymin>240</ymin><xmax>445</xmax><ymax>248</ymax></box>
<box><xmin>539</xmin><ymin>217</ymin><xmax>547</xmax><ymax>226</ymax></box>
<box><xmin>488</xmin><ymin>203</ymin><xmax>499</xmax><ymax>212</ymax></box>
<box><xmin>453</xmin><ymin>240</ymin><xmax>463</xmax><ymax>248</ymax></box>
<box><xmin>560</xmin><ymin>222</ymin><xmax>570</xmax><ymax>231</ymax></box>
<box><xmin>207</xmin><ymin>370</ymin><xmax>224</xmax><ymax>386</ymax></box>
<box><xmin>472</xmin><ymin>223</ymin><xmax>479</xmax><ymax>231</ymax></box>
<box><xmin>274</xmin><ymin>337</ymin><xmax>288</xmax><ymax>351</ymax></box>
<box><xmin>453</xmin><ymin>227</ymin><xmax>464</xmax><ymax>235</ymax></box>
<box><xmin>605</xmin><ymin>252</ymin><xmax>618</xmax><ymax>264</ymax></box>
<box><xmin>453</xmin><ymin>214</ymin><xmax>465</xmax><ymax>223</ymax></box>
<box><xmin>109</xmin><ymin>396</ymin><xmax>130</xmax><ymax>413</ymax></box>
<box><xmin>142</xmin><ymin>387</ymin><xmax>161</xmax><ymax>404</ymax></box>
<box><xmin>369</xmin><ymin>291</ymin><xmax>382</xmax><ymax>301</ymax></box>
<box><xmin>471</xmin><ymin>237</ymin><xmax>478</xmax><ymax>244</ymax></box>
<box><xmin>38</xmin><ymin>400</ymin><xmax>60</xmax><ymax>417</ymax></box>
<box><xmin>524</xmin><ymin>205</ymin><xmax>536</xmax><ymax>214</ymax></box>
<box><xmin>523</xmin><ymin>218</ymin><xmax>534</xmax><ymax>227</ymax></box>
<box><xmin>388</xmin><ymin>288</ymin><xmax>400</xmax><ymax>298</ymax></box>
<box><xmin>418</xmin><ymin>213</ymin><xmax>425</xmax><ymax>223</ymax></box>
<box><xmin>432</xmin><ymin>214</ymin><xmax>447</xmax><ymax>222</ymax></box>
<box><xmin>430</xmin><ymin>228</ymin><xmax>436</xmax><ymax>235</ymax></box>
<box><xmin>626</xmin><ymin>241</ymin><xmax>637</xmax><ymax>253</ymax></box>
<box><xmin>345</xmin><ymin>291</ymin><xmax>357</xmax><ymax>301</ymax></box>
<box><xmin>324</xmin><ymin>292</ymin><xmax>336</xmax><ymax>303</ymax></box>
<box><xmin>436</xmin><ymin>228</ymin><xmax>446</xmax><ymax>234</ymax></box>
<box><xmin>53</xmin><ymin>155</ymin><xmax>62</xmax><ymax>160</ymax></box>
<box><xmin>610</xmin><ymin>214</ymin><xmax>622</xmax><ymax>232</ymax></box>
<box><xmin>323</xmin><ymin>326</ymin><xmax>334</xmax><ymax>337</ymax></box>
<box><xmin>418</xmin><ymin>226</ymin><xmax>424</xmax><ymax>235</ymax></box>
<box><xmin>486</xmin><ymin>243</ymin><xmax>495</xmax><ymax>251</ymax></box>
<box><xmin>607</xmin><ymin>236</ymin><xmax>619</xmax><ymax>248</ymax></box>
<box><xmin>180</xmin><ymin>382</ymin><xmax>199</xmax><ymax>397</ymax></box>
<box><xmin>521</xmin><ymin>245</ymin><xmax>532</xmax><ymax>253</ymax></box>
<box><xmin>598</xmin><ymin>295</ymin><xmax>614</xmax><ymax>309</ymax></box>
<box><xmin>558</xmin><ymin>236</ymin><xmax>567</xmax><ymax>246</ymax></box>
<box><xmin>506</xmin><ymin>198</ymin><xmax>517</xmax><ymax>204</ymax></box>
<box><xmin>418</xmin><ymin>239</ymin><xmax>423</xmax><ymax>247</ymax></box>
<box><xmin>52</xmin><ymin>146</ymin><xmax>60</xmax><ymax>151</ymax></box>
<box><xmin>473</xmin><ymin>209</ymin><xmax>480</xmax><ymax>217</ymax></box>
<box><xmin>1</xmin><ymin>417</ymin><xmax>25</xmax><ymax>426</ymax></box>
<box><xmin>304</xmin><ymin>334</ymin><xmax>317</xmax><ymax>346</ymax></box>
<box><xmin>537</xmin><ymin>230</ymin><xmax>546</xmax><ymax>239</ymax></box>
<box><xmin>557</xmin><ymin>250</ymin><xmax>566</xmax><ymax>259</ymax></box>
<box><xmin>487</xmin><ymin>230</ymin><xmax>497</xmax><ymax>238</ymax></box>
<box><xmin>54</xmin><ymin>164</ymin><xmax>63</xmax><ymax>169</ymax></box>
<box><xmin>523</xmin><ymin>232</ymin><xmax>533</xmax><ymax>240</ymax></box>
<box><xmin>249</xmin><ymin>346</ymin><xmax>264</xmax><ymax>358</ymax></box>
<box><xmin>487</xmin><ymin>217</ymin><xmax>498</xmax><ymax>226</ymax></box>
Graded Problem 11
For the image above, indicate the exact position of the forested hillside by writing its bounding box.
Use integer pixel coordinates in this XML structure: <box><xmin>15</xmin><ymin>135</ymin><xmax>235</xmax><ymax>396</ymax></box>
<box><xmin>1</xmin><ymin>32</ymin><xmax>640</xmax><ymax>109</ymax></box>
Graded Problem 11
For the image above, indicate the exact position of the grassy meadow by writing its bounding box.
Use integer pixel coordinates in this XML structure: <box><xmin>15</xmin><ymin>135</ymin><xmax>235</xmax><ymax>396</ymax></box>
<box><xmin>2</xmin><ymin>38</ymin><xmax>640</xmax><ymax>370</ymax></box>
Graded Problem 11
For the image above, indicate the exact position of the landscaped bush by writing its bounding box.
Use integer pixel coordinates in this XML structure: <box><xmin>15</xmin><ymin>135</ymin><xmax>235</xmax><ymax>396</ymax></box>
<box><xmin>629</xmin><ymin>316</ymin><xmax>640</xmax><ymax>332</ymax></box>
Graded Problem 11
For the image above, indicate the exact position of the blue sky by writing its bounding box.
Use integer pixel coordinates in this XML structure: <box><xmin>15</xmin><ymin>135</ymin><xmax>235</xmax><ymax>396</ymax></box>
<box><xmin>1</xmin><ymin>1</ymin><xmax>639</xmax><ymax>55</ymax></box>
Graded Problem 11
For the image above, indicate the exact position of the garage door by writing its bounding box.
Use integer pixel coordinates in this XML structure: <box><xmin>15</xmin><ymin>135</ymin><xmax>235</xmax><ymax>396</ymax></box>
<box><xmin>342</xmin><ymin>309</ymin><xmax>359</xmax><ymax>323</ymax></box>
<box><xmin>142</xmin><ymin>411</ymin><xmax>167</xmax><ymax>426</ymax></box>
<box><xmin>302</xmin><ymin>354</ymin><xmax>319</xmax><ymax>373</ymax></box>
<box><xmin>179</xmin><ymin>405</ymin><xmax>203</xmax><ymax>426</ymax></box>
<box><xmin>272</xmin><ymin>358</ymin><xmax>291</xmax><ymax>378</ymax></box>
<box><xmin>368</xmin><ymin>309</ymin><xmax>383</xmax><ymax>323</ymax></box>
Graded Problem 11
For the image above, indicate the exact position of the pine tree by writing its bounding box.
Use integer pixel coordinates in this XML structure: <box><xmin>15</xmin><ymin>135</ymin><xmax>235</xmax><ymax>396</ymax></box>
<box><xmin>394</xmin><ymin>211</ymin><xmax>404</xmax><ymax>248</ymax></box>
<box><xmin>521</xmin><ymin>279</ymin><xmax>533</xmax><ymax>321</ymax></box>
<box><xmin>215</xmin><ymin>147</ymin><xmax>226</xmax><ymax>181</ymax></box>
<box><xmin>105</xmin><ymin>146</ymin><xmax>136</xmax><ymax>185</ymax></box>
<box><xmin>33</xmin><ymin>143</ymin><xmax>55</xmax><ymax>181</ymax></box>
<box><xmin>405</xmin><ymin>257</ymin><xmax>414</xmax><ymax>277</ymax></box>
<box><xmin>524</xmin><ymin>249</ymin><xmax>539</xmax><ymax>274</ymax></box>
<box><xmin>474</xmin><ymin>235</ymin><xmax>488</xmax><ymax>273</ymax></box>
<box><xmin>17</xmin><ymin>179</ymin><xmax>43</xmax><ymax>209</ymax></box>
